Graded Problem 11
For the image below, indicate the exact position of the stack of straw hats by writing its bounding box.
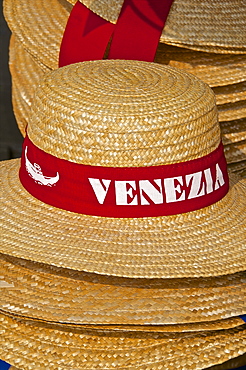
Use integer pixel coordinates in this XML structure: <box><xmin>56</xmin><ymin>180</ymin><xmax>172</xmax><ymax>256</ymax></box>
<box><xmin>0</xmin><ymin>59</ymin><xmax>246</xmax><ymax>369</ymax></box>
<box><xmin>3</xmin><ymin>0</ymin><xmax>246</xmax><ymax>178</ymax></box>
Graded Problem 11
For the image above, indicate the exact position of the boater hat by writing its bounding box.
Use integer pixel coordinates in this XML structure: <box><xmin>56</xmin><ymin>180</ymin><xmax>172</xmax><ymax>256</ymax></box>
<box><xmin>9</xmin><ymin>35</ymin><xmax>51</xmax><ymax>137</ymax></box>
<box><xmin>0</xmin><ymin>60</ymin><xmax>245</xmax><ymax>279</ymax></box>
<box><xmin>1</xmin><ymin>253</ymin><xmax>246</xmax><ymax>325</ymax></box>
<box><xmin>73</xmin><ymin>0</ymin><xmax>246</xmax><ymax>54</ymax></box>
<box><xmin>8</xmin><ymin>34</ymin><xmax>246</xmax><ymax>139</ymax></box>
<box><xmin>0</xmin><ymin>311</ymin><xmax>246</xmax><ymax>370</ymax></box>
<box><xmin>4</xmin><ymin>0</ymin><xmax>246</xmax><ymax>69</ymax></box>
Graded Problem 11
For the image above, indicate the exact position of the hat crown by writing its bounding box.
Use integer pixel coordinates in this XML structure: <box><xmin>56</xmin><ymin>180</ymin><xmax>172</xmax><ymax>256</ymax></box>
<box><xmin>27</xmin><ymin>60</ymin><xmax>219</xmax><ymax>167</ymax></box>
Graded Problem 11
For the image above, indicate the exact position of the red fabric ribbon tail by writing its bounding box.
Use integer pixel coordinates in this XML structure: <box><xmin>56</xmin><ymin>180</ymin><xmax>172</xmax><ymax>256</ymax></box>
<box><xmin>59</xmin><ymin>1</ymin><xmax>115</xmax><ymax>67</ymax></box>
<box><xmin>108</xmin><ymin>0</ymin><xmax>175</xmax><ymax>61</ymax></box>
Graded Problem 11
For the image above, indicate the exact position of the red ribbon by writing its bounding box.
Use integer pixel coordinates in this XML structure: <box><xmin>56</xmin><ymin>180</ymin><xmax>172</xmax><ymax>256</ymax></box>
<box><xmin>108</xmin><ymin>0</ymin><xmax>174</xmax><ymax>61</ymax></box>
<box><xmin>59</xmin><ymin>0</ymin><xmax>175</xmax><ymax>67</ymax></box>
<box><xmin>59</xmin><ymin>2</ymin><xmax>115</xmax><ymax>67</ymax></box>
<box><xmin>19</xmin><ymin>136</ymin><xmax>229</xmax><ymax>218</ymax></box>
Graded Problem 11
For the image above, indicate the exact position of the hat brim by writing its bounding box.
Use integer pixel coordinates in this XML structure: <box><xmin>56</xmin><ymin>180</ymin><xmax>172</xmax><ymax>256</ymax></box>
<box><xmin>0</xmin><ymin>159</ymin><xmax>246</xmax><ymax>279</ymax></box>
<box><xmin>218</xmin><ymin>100</ymin><xmax>246</xmax><ymax>122</ymax></box>
<box><xmin>221</xmin><ymin>118</ymin><xmax>246</xmax><ymax>146</ymax></box>
<box><xmin>4</xmin><ymin>0</ymin><xmax>246</xmax><ymax>76</ymax></box>
<box><xmin>0</xmin><ymin>312</ymin><xmax>245</xmax><ymax>370</ymax></box>
<box><xmin>155</xmin><ymin>44</ymin><xmax>246</xmax><ymax>88</ymax></box>
<box><xmin>78</xmin><ymin>0</ymin><xmax>246</xmax><ymax>54</ymax></box>
<box><xmin>9</xmin><ymin>35</ymin><xmax>50</xmax><ymax>137</ymax></box>
<box><xmin>213</xmin><ymin>82</ymin><xmax>246</xmax><ymax>105</ymax></box>
<box><xmin>224</xmin><ymin>140</ymin><xmax>246</xmax><ymax>164</ymax></box>
<box><xmin>1</xmin><ymin>253</ymin><xmax>246</xmax><ymax>325</ymax></box>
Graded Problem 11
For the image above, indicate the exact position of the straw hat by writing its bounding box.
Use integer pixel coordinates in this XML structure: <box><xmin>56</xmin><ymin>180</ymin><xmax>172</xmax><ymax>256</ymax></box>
<box><xmin>0</xmin><ymin>60</ymin><xmax>246</xmax><ymax>279</ymax></box>
<box><xmin>9</xmin><ymin>35</ymin><xmax>50</xmax><ymax>137</ymax></box>
<box><xmin>206</xmin><ymin>353</ymin><xmax>246</xmax><ymax>370</ymax></box>
<box><xmin>228</xmin><ymin>160</ymin><xmax>246</xmax><ymax>179</ymax></box>
<box><xmin>221</xmin><ymin>119</ymin><xmax>246</xmax><ymax>146</ymax></box>
<box><xmin>1</xmin><ymin>253</ymin><xmax>246</xmax><ymax>325</ymax></box>
<box><xmin>0</xmin><ymin>311</ymin><xmax>245</xmax><ymax>370</ymax></box>
<box><xmin>2</xmin><ymin>349</ymin><xmax>246</xmax><ymax>370</ymax></box>
<box><xmin>3</xmin><ymin>0</ymin><xmax>72</xmax><ymax>70</ymax></box>
<box><xmin>223</xmin><ymin>140</ymin><xmax>246</xmax><ymax>165</ymax></box>
<box><xmin>217</xmin><ymin>100</ymin><xmax>246</xmax><ymax>122</ymax></box>
<box><xmin>7</xmin><ymin>29</ymin><xmax>246</xmax><ymax>179</ymax></box>
<box><xmin>154</xmin><ymin>45</ymin><xmax>246</xmax><ymax>88</ymax></box>
<box><xmin>9</xmin><ymin>36</ymin><xmax>246</xmax><ymax>136</ymax></box>
<box><xmin>66</xmin><ymin>0</ymin><xmax>246</xmax><ymax>54</ymax></box>
<box><xmin>212</xmin><ymin>82</ymin><xmax>246</xmax><ymax>105</ymax></box>
<box><xmin>4</xmin><ymin>0</ymin><xmax>246</xmax><ymax>72</ymax></box>
<box><xmin>7</xmin><ymin>19</ymin><xmax>246</xmax><ymax>176</ymax></box>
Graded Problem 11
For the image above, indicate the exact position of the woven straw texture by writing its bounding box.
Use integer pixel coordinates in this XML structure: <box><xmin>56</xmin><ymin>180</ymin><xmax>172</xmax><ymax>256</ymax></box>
<box><xmin>221</xmin><ymin>119</ymin><xmax>246</xmax><ymax>146</ymax></box>
<box><xmin>217</xmin><ymin>100</ymin><xmax>246</xmax><ymax>122</ymax></box>
<box><xmin>205</xmin><ymin>353</ymin><xmax>246</xmax><ymax>370</ymax></box>
<box><xmin>76</xmin><ymin>0</ymin><xmax>246</xmax><ymax>54</ymax></box>
<box><xmin>221</xmin><ymin>118</ymin><xmax>246</xmax><ymax>173</ymax></box>
<box><xmin>8</xmin><ymin>35</ymin><xmax>246</xmax><ymax>174</ymax></box>
<box><xmin>213</xmin><ymin>82</ymin><xmax>246</xmax><ymax>105</ymax></box>
<box><xmin>1</xmin><ymin>253</ymin><xmax>246</xmax><ymax>325</ymax></box>
<box><xmin>228</xmin><ymin>161</ymin><xmax>246</xmax><ymax>179</ymax></box>
<box><xmin>224</xmin><ymin>141</ymin><xmax>246</xmax><ymax>164</ymax></box>
<box><xmin>155</xmin><ymin>44</ymin><xmax>246</xmax><ymax>88</ymax></box>
<box><xmin>6</xmin><ymin>355</ymin><xmax>246</xmax><ymax>370</ymax></box>
<box><xmin>0</xmin><ymin>312</ymin><xmax>246</xmax><ymax>370</ymax></box>
<box><xmin>9</xmin><ymin>36</ymin><xmax>246</xmax><ymax>124</ymax></box>
<box><xmin>3</xmin><ymin>0</ymin><xmax>72</xmax><ymax>70</ymax></box>
<box><xmin>26</xmin><ymin>62</ymin><xmax>220</xmax><ymax>166</ymax></box>
<box><xmin>4</xmin><ymin>0</ymin><xmax>246</xmax><ymax>72</ymax></box>
<box><xmin>0</xmin><ymin>60</ymin><xmax>246</xmax><ymax>279</ymax></box>
<box><xmin>9</xmin><ymin>35</ymin><xmax>50</xmax><ymax>136</ymax></box>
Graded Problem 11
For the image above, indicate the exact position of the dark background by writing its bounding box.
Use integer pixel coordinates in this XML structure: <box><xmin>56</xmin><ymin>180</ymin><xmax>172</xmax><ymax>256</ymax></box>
<box><xmin>0</xmin><ymin>0</ymin><xmax>23</xmax><ymax>161</ymax></box>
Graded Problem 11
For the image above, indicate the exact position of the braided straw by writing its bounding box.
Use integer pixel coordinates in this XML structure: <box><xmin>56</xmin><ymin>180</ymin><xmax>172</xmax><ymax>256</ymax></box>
<box><xmin>3</xmin><ymin>0</ymin><xmax>72</xmax><ymax>70</ymax></box>
<box><xmin>221</xmin><ymin>118</ymin><xmax>246</xmax><ymax>174</ymax></box>
<box><xmin>27</xmin><ymin>61</ymin><xmax>219</xmax><ymax>166</ymax></box>
<box><xmin>228</xmin><ymin>161</ymin><xmax>246</xmax><ymax>179</ymax></box>
<box><xmin>0</xmin><ymin>312</ymin><xmax>246</xmax><ymax>370</ymax></box>
<box><xmin>1</xmin><ymin>253</ymin><xmax>246</xmax><ymax>325</ymax></box>
<box><xmin>77</xmin><ymin>0</ymin><xmax>246</xmax><ymax>54</ymax></box>
<box><xmin>9</xmin><ymin>35</ymin><xmax>49</xmax><ymax>136</ymax></box>
<box><xmin>221</xmin><ymin>119</ymin><xmax>246</xmax><ymax>146</ymax></box>
<box><xmin>206</xmin><ymin>353</ymin><xmax>246</xmax><ymax>370</ymax></box>
<box><xmin>8</xmin><ymin>36</ymin><xmax>246</xmax><ymax>174</ymax></box>
<box><xmin>217</xmin><ymin>100</ymin><xmax>246</xmax><ymax>122</ymax></box>
<box><xmin>224</xmin><ymin>141</ymin><xmax>246</xmax><ymax>164</ymax></box>
<box><xmin>213</xmin><ymin>82</ymin><xmax>246</xmax><ymax>105</ymax></box>
<box><xmin>0</xmin><ymin>60</ymin><xmax>246</xmax><ymax>278</ymax></box>
<box><xmin>4</xmin><ymin>0</ymin><xmax>246</xmax><ymax>73</ymax></box>
<box><xmin>155</xmin><ymin>44</ymin><xmax>246</xmax><ymax>88</ymax></box>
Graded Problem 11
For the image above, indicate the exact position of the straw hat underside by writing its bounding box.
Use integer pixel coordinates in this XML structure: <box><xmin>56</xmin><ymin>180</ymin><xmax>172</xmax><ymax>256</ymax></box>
<box><xmin>0</xmin><ymin>159</ymin><xmax>246</xmax><ymax>279</ymax></box>
<box><xmin>0</xmin><ymin>312</ymin><xmax>246</xmax><ymax>370</ymax></box>
<box><xmin>1</xmin><ymin>253</ymin><xmax>246</xmax><ymax>325</ymax></box>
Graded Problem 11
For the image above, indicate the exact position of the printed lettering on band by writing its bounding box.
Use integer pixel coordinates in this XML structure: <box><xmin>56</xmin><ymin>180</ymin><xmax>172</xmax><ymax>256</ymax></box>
<box><xmin>19</xmin><ymin>136</ymin><xmax>229</xmax><ymax>218</ymax></box>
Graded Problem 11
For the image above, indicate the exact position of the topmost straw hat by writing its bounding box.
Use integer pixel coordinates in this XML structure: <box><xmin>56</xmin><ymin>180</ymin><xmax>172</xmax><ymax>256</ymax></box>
<box><xmin>71</xmin><ymin>0</ymin><xmax>246</xmax><ymax>54</ymax></box>
<box><xmin>0</xmin><ymin>59</ymin><xmax>245</xmax><ymax>279</ymax></box>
